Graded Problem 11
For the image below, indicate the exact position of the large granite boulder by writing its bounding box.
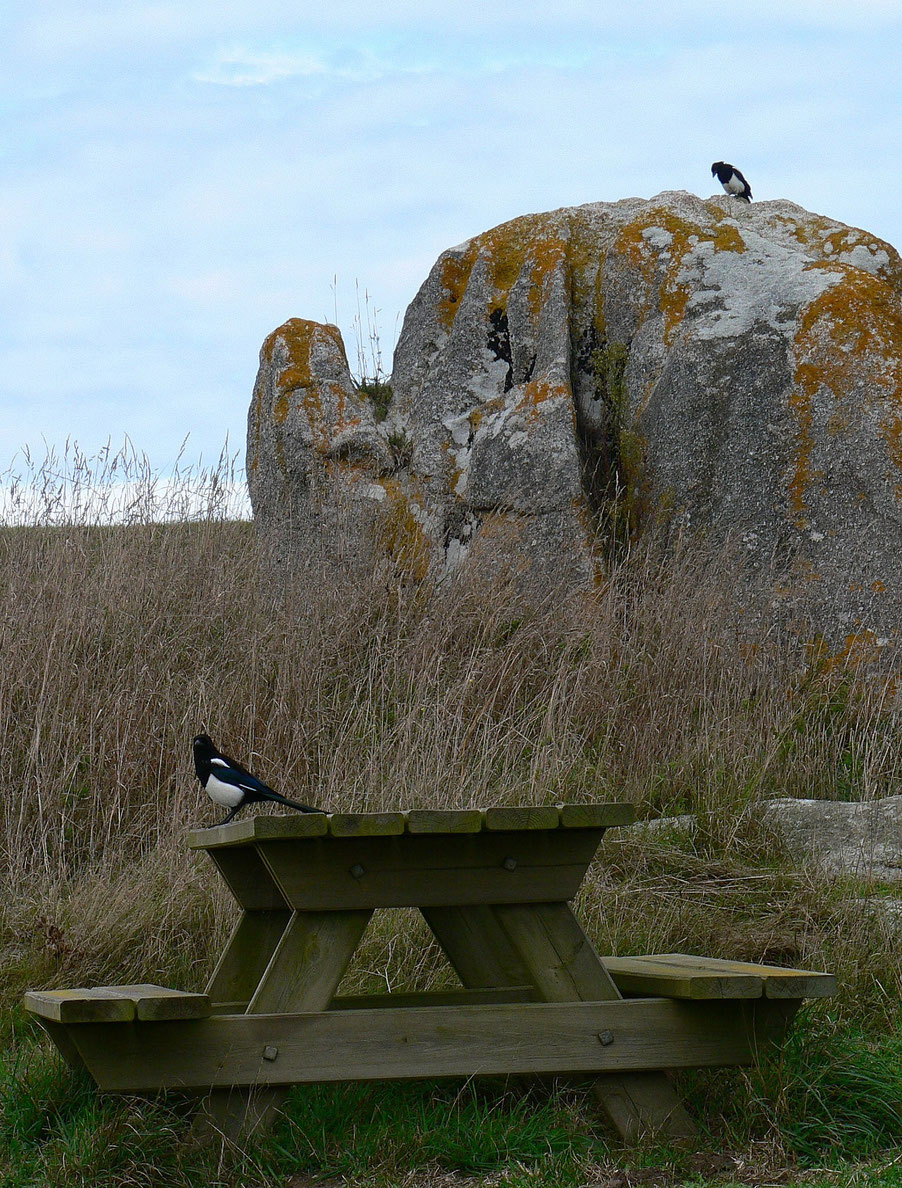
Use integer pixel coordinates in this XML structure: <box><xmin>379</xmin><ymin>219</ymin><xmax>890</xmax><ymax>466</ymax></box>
<box><xmin>248</xmin><ymin>191</ymin><xmax>902</xmax><ymax>636</ymax></box>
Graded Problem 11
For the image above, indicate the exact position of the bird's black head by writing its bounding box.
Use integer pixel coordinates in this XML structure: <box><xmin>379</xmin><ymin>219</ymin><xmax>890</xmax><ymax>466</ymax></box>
<box><xmin>711</xmin><ymin>161</ymin><xmax>729</xmax><ymax>182</ymax></box>
<box><xmin>193</xmin><ymin>733</ymin><xmax>216</xmax><ymax>781</ymax></box>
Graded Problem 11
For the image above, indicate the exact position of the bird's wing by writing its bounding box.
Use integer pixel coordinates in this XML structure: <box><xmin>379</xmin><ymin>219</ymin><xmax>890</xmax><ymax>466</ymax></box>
<box><xmin>208</xmin><ymin>757</ymin><xmax>277</xmax><ymax>798</ymax></box>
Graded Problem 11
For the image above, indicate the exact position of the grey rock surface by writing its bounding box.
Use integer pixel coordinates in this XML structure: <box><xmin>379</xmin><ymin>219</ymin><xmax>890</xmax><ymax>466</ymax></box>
<box><xmin>248</xmin><ymin>191</ymin><xmax>902</xmax><ymax>636</ymax></box>
<box><xmin>762</xmin><ymin>795</ymin><xmax>902</xmax><ymax>882</ymax></box>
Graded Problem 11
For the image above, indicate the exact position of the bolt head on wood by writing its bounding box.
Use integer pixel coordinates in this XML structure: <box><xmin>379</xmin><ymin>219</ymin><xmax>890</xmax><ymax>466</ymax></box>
<box><xmin>597</xmin><ymin>1030</ymin><xmax>615</xmax><ymax>1046</ymax></box>
<box><xmin>262</xmin><ymin>1045</ymin><xmax>279</xmax><ymax>1061</ymax></box>
<box><xmin>502</xmin><ymin>856</ymin><xmax>517</xmax><ymax>871</ymax></box>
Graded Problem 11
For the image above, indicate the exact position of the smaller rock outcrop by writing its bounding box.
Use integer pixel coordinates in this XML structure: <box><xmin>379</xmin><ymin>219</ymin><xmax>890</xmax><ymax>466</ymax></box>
<box><xmin>247</xmin><ymin>319</ymin><xmax>397</xmax><ymax>566</ymax></box>
<box><xmin>630</xmin><ymin>798</ymin><xmax>902</xmax><ymax>884</ymax></box>
<box><xmin>762</xmin><ymin>795</ymin><xmax>902</xmax><ymax>882</ymax></box>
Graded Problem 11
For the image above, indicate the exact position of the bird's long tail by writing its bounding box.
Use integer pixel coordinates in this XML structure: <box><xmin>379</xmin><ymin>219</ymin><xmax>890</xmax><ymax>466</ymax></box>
<box><xmin>262</xmin><ymin>788</ymin><xmax>321</xmax><ymax>814</ymax></box>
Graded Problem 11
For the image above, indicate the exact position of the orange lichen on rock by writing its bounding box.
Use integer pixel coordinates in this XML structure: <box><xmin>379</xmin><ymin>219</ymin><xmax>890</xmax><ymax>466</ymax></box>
<box><xmin>792</xmin><ymin>265</ymin><xmax>902</xmax><ymax>515</ymax></box>
<box><xmin>261</xmin><ymin>319</ymin><xmax>368</xmax><ymax>453</ymax></box>
<box><xmin>515</xmin><ymin>378</ymin><xmax>571</xmax><ymax>424</ymax></box>
<box><xmin>482</xmin><ymin>216</ymin><xmax>567</xmax><ymax>311</ymax></box>
<box><xmin>438</xmin><ymin>214</ymin><xmax>570</xmax><ymax>334</ymax></box>
<box><xmin>610</xmin><ymin>207</ymin><xmax>746</xmax><ymax>341</ymax></box>
<box><xmin>438</xmin><ymin>248</ymin><xmax>478</xmax><ymax>331</ymax></box>
<box><xmin>787</xmin><ymin>368</ymin><xmax>824</xmax><ymax>524</ymax></box>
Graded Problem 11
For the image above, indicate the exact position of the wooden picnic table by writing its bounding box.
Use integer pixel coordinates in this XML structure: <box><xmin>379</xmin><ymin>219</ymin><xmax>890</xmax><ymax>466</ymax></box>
<box><xmin>25</xmin><ymin>803</ymin><xmax>835</xmax><ymax>1142</ymax></box>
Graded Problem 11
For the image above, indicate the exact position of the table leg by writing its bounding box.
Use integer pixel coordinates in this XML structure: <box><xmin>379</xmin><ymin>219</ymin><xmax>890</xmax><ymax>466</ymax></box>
<box><xmin>420</xmin><ymin>905</ymin><xmax>534</xmax><ymax>989</ymax></box>
<box><xmin>491</xmin><ymin>902</ymin><xmax>696</xmax><ymax>1143</ymax></box>
<box><xmin>195</xmin><ymin>908</ymin><xmax>373</xmax><ymax>1144</ymax></box>
<box><xmin>205</xmin><ymin>909</ymin><xmax>293</xmax><ymax>1007</ymax></box>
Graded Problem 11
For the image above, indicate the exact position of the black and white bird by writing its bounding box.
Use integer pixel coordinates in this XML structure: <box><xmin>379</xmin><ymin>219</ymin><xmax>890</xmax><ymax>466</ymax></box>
<box><xmin>193</xmin><ymin>733</ymin><xmax>319</xmax><ymax>825</ymax></box>
<box><xmin>711</xmin><ymin>161</ymin><xmax>752</xmax><ymax>202</ymax></box>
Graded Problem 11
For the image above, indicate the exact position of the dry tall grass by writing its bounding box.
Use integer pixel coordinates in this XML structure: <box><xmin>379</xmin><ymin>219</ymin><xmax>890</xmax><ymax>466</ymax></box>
<box><xmin>1</xmin><ymin>444</ymin><xmax>900</xmax><ymax>1028</ymax></box>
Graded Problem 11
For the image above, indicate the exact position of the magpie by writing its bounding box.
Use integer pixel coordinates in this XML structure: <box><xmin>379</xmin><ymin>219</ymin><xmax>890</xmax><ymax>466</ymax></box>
<box><xmin>193</xmin><ymin>733</ymin><xmax>319</xmax><ymax>825</ymax></box>
<box><xmin>711</xmin><ymin>161</ymin><xmax>752</xmax><ymax>202</ymax></box>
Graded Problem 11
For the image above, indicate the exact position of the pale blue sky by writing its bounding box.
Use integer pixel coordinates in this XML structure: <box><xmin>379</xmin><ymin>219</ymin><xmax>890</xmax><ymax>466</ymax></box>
<box><xmin>2</xmin><ymin>1</ymin><xmax>900</xmax><ymax>474</ymax></box>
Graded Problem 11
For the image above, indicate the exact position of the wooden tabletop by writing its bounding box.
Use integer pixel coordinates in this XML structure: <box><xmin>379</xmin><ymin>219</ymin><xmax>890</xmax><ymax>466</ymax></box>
<box><xmin>188</xmin><ymin>801</ymin><xmax>636</xmax><ymax>851</ymax></box>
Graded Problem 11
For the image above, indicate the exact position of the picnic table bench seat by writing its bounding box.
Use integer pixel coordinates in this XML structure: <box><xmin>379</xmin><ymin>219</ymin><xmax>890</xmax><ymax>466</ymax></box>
<box><xmin>25</xmin><ymin>953</ymin><xmax>835</xmax><ymax>1029</ymax></box>
<box><xmin>24</xmin><ymin>803</ymin><xmax>835</xmax><ymax>1145</ymax></box>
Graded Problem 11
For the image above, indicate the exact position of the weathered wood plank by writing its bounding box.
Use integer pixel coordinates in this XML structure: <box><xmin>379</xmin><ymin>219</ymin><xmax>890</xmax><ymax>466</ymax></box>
<box><xmin>189</xmin><ymin>804</ymin><xmax>633</xmax><ymax>850</ymax></box>
<box><xmin>204</xmin><ymin>911</ymin><xmax>292</xmax><ymax>1005</ymax></box>
<box><xmin>558</xmin><ymin>803</ymin><xmax>636</xmax><ymax>829</ymax></box>
<box><xmin>198</xmin><ymin>908</ymin><xmax>372</xmax><ymax>1141</ymax></box>
<box><xmin>68</xmin><ymin>998</ymin><xmax>760</xmax><ymax>1093</ymax></box>
<box><xmin>248</xmin><ymin>910</ymin><xmax>373</xmax><ymax>1014</ymax></box>
<box><xmin>211</xmin><ymin>991</ymin><xmax>537</xmax><ymax>1014</ymax></box>
<box><xmin>605</xmin><ymin>958</ymin><xmax>763</xmax><ymax>1000</ymax></box>
<box><xmin>188</xmin><ymin>814</ymin><xmax>328</xmax><ymax>850</ymax></box>
<box><xmin>405</xmin><ymin>810</ymin><xmax>484</xmax><ymax>834</ymax></box>
<box><xmin>327</xmin><ymin>813</ymin><xmax>406</xmax><ymax>837</ymax></box>
<box><xmin>24</xmin><ymin>987</ymin><xmax>135</xmax><ymax>1024</ymax></box>
<box><xmin>484</xmin><ymin>806</ymin><xmax>561</xmax><ymax>832</ymax></box>
<box><xmin>633</xmin><ymin>954</ymin><xmax>836</xmax><ymax>999</ymax></box>
<box><xmin>127</xmin><ymin>985</ymin><xmax>211</xmax><ymax>1021</ymax></box>
<box><xmin>256</xmin><ymin>832</ymin><xmax>602</xmax><ymax>911</ymax></box>
<box><xmin>329</xmin><ymin>987</ymin><xmax>538</xmax><ymax>1010</ymax></box>
<box><xmin>23</xmin><ymin>985</ymin><xmax>209</xmax><ymax>1024</ymax></box>
<box><xmin>492</xmin><ymin>902</ymin><xmax>623</xmax><ymax>1001</ymax></box>
<box><xmin>591</xmin><ymin>1071</ymin><xmax>694</xmax><ymax>1144</ymax></box>
<box><xmin>421</xmin><ymin>905</ymin><xmax>534</xmax><ymax>988</ymax></box>
<box><xmin>206</xmin><ymin>847</ymin><xmax>288</xmax><ymax>911</ymax></box>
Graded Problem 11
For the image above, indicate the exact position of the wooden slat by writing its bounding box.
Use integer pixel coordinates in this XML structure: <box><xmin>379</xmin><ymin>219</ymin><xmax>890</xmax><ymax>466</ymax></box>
<box><xmin>605</xmin><ymin>958</ymin><xmax>762</xmax><ymax>999</ymax></box>
<box><xmin>492</xmin><ymin>902</ymin><xmax>622</xmax><ymax>1001</ymax></box>
<box><xmin>68</xmin><ymin>998</ymin><xmax>760</xmax><ymax>1093</ymax></box>
<box><xmin>327</xmin><ymin>813</ymin><xmax>406</xmax><ymax>837</ymax></box>
<box><xmin>248</xmin><ymin>910</ymin><xmax>373</xmax><ymax>1014</ymax></box>
<box><xmin>405</xmin><ymin>810</ymin><xmax>484</xmax><ymax>834</ymax></box>
<box><xmin>329</xmin><ymin>987</ymin><xmax>538</xmax><ymax>1010</ymax></box>
<box><xmin>625</xmin><ymin>954</ymin><xmax>836</xmax><ymax>999</ymax></box>
<box><xmin>198</xmin><ymin>909</ymin><xmax>371</xmax><ymax>1141</ymax></box>
<box><xmin>484</xmin><ymin>806</ymin><xmax>561</xmax><ymax>831</ymax></box>
<box><xmin>204</xmin><ymin>911</ymin><xmax>292</xmax><ymax>1004</ymax></box>
<box><xmin>24</xmin><ymin>988</ymin><xmax>136</xmax><ymax>1024</ymax></box>
<box><xmin>256</xmin><ymin>832</ymin><xmax>602</xmax><ymax>911</ymax></box>
<box><xmin>558</xmin><ymin>802</ymin><xmax>636</xmax><ymax>829</ymax></box>
<box><xmin>190</xmin><ymin>804</ymin><xmax>634</xmax><ymax>849</ymax></box>
<box><xmin>188</xmin><ymin>813</ymin><xmax>328</xmax><ymax>850</ymax></box>
<box><xmin>23</xmin><ymin>984</ymin><xmax>210</xmax><ymax>1024</ymax></box>
<box><xmin>205</xmin><ymin>991</ymin><xmax>536</xmax><ymax>1016</ymax></box>
<box><xmin>126</xmin><ymin>985</ymin><xmax>211</xmax><ymax>1021</ymax></box>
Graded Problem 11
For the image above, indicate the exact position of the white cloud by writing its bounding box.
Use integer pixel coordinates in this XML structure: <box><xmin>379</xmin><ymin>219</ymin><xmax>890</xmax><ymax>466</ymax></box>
<box><xmin>194</xmin><ymin>49</ymin><xmax>332</xmax><ymax>87</ymax></box>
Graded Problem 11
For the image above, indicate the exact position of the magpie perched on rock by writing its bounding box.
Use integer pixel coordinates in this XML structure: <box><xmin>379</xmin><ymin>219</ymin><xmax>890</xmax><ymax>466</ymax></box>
<box><xmin>193</xmin><ymin>733</ymin><xmax>319</xmax><ymax>825</ymax></box>
<box><xmin>711</xmin><ymin>161</ymin><xmax>752</xmax><ymax>202</ymax></box>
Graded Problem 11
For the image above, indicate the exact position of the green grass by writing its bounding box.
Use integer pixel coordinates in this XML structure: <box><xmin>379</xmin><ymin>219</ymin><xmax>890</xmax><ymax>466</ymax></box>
<box><xmin>3</xmin><ymin>1011</ymin><xmax>902</xmax><ymax>1187</ymax></box>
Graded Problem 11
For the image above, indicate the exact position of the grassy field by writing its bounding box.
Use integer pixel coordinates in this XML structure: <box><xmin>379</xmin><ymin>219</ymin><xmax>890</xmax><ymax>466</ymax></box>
<box><xmin>1</xmin><ymin>449</ymin><xmax>901</xmax><ymax>1187</ymax></box>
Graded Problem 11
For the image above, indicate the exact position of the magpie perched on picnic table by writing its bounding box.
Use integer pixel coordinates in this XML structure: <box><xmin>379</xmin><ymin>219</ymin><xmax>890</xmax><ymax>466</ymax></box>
<box><xmin>711</xmin><ymin>161</ymin><xmax>752</xmax><ymax>202</ymax></box>
<box><xmin>193</xmin><ymin>733</ymin><xmax>320</xmax><ymax>825</ymax></box>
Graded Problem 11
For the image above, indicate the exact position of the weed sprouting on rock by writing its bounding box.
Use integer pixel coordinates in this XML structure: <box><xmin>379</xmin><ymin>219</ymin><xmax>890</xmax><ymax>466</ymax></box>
<box><xmin>357</xmin><ymin>377</ymin><xmax>394</xmax><ymax>423</ymax></box>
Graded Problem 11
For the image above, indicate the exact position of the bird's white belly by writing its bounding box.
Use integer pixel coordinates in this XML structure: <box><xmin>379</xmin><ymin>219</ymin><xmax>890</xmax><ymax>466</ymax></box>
<box><xmin>725</xmin><ymin>175</ymin><xmax>744</xmax><ymax>194</ymax></box>
<box><xmin>206</xmin><ymin>772</ymin><xmax>244</xmax><ymax>808</ymax></box>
